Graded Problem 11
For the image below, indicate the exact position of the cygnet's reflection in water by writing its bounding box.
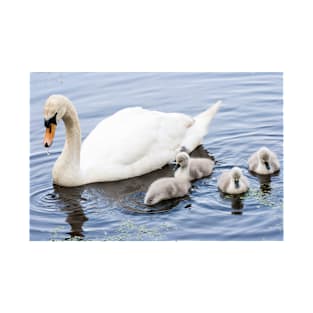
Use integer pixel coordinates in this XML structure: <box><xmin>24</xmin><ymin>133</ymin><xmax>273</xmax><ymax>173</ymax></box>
<box><xmin>52</xmin><ymin>146</ymin><xmax>213</xmax><ymax>238</ymax></box>
<box><xmin>219</xmin><ymin>192</ymin><xmax>245</xmax><ymax>215</ymax></box>
<box><xmin>249</xmin><ymin>171</ymin><xmax>280</xmax><ymax>194</ymax></box>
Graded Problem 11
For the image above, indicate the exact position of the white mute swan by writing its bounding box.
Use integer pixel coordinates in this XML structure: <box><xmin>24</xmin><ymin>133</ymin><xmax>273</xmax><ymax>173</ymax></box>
<box><xmin>248</xmin><ymin>147</ymin><xmax>280</xmax><ymax>175</ymax></box>
<box><xmin>217</xmin><ymin>167</ymin><xmax>249</xmax><ymax>194</ymax></box>
<box><xmin>144</xmin><ymin>176</ymin><xmax>191</xmax><ymax>206</ymax></box>
<box><xmin>174</xmin><ymin>151</ymin><xmax>214</xmax><ymax>181</ymax></box>
<box><xmin>43</xmin><ymin>95</ymin><xmax>221</xmax><ymax>187</ymax></box>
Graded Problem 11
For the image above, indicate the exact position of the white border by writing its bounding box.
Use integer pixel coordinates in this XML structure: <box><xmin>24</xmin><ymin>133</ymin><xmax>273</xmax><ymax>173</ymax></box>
<box><xmin>1</xmin><ymin>1</ymin><xmax>312</xmax><ymax>312</ymax></box>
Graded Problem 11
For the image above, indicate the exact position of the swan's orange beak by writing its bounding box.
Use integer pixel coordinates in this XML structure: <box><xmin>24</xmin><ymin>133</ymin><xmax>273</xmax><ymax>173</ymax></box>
<box><xmin>44</xmin><ymin>124</ymin><xmax>56</xmax><ymax>147</ymax></box>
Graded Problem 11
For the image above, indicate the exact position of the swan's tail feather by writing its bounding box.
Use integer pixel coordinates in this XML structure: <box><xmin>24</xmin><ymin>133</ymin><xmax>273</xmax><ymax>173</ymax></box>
<box><xmin>179</xmin><ymin>100</ymin><xmax>222</xmax><ymax>153</ymax></box>
<box><xmin>194</xmin><ymin>100</ymin><xmax>222</xmax><ymax>122</ymax></box>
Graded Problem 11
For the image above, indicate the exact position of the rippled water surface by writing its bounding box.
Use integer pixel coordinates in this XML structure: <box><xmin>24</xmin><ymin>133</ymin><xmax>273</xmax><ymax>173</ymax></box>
<box><xmin>30</xmin><ymin>72</ymin><xmax>283</xmax><ymax>240</ymax></box>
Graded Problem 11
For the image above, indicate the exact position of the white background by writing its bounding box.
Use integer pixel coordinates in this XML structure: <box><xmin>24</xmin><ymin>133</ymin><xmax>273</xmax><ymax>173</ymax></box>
<box><xmin>0</xmin><ymin>1</ymin><xmax>312</xmax><ymax>312</ymax></box>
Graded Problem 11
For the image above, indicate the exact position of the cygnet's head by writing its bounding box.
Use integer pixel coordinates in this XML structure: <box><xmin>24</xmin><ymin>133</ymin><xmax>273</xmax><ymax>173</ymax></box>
<box><xmin>231</xmin><ymin>167</ymin><xmax>242</xmax><ymax>188</ymax></box>
<box><xmin>258</xmin><ymin>147</ymin><xmax>270</xmax><ymax>161</ymax></box>
<box><xmin>144</xmin><ymin>194</ymin><xmax>158</xmax><ymax>206</ymax></box>
<box><xmin>175</xmin><ymin>152</ymin><xmax>190</xmax><ymax>168</ymax></box>
<box><xmin>258</xmin><ymin>147</ymin><xmax>271</xmax><ymax>169</ymax></box>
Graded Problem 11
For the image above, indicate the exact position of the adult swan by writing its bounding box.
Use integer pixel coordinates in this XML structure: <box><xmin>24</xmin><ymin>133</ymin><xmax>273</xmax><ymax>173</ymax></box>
<box><xmin>43</xmin><ymin>95</ymin><xmax>221</xmax><ymax>187</ymax></box>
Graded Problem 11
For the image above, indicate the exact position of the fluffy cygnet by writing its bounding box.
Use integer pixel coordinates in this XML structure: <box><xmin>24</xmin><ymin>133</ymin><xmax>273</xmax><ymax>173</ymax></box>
<box><xmin>217</xmin><ymin>167</ymin><xmax>249</xmax><ymax>194</ymax></box>
<box><xmin>174</xmin><ymin>152</ymin><xmax>214</xmax><ymax>181</ymax></box>
<box><xmin>144</xmin><ymin>177</ymin><xmax>191</xmax><ymax>206</ymax></box>
<box><xmin>248</xmin><ymin>147</ymin><xmax>280</xmax><ymax>175</ymax></box>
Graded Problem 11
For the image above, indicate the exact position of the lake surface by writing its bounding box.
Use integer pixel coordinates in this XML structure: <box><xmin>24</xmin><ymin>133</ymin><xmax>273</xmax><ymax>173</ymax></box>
<box><xmin>30</xmin><ymin>72</ymin><xmax>283</xmax><ymax>241</ymax></box>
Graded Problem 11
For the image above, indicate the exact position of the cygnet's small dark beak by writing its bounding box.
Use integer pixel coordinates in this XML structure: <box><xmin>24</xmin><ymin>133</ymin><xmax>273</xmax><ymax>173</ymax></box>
<box><xmin>174</xmin><ymin>163</ymin><xmax>180</xmax><ymax>171</ymax></box>
<box><xmin>265</xmin><ymin>161</ymin><xmax>270</xmax><ymax>170</ymax></box>
<box><xmin>235</xmin><ymin>179</ymin><xmax>240</xmax><ymax>189</ymax></box>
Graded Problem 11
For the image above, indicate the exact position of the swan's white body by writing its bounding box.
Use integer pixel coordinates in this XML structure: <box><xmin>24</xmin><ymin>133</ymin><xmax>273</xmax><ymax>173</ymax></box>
<box><xmin>43</xmin><ymin>95</ymin><xmax>221</xmax><ymax>187</ymax></box>
<box><xmin>217</xmin><ymin>167</ymin><xmax>249</xmax><ymax>194</ymax></box>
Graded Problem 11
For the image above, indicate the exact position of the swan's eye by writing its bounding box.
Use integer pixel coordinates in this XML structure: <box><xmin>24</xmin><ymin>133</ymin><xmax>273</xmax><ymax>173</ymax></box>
<box><xmin>44</xmin><ymin>112</ymin><xmax>58</xmax><ymax>128</ymax></box>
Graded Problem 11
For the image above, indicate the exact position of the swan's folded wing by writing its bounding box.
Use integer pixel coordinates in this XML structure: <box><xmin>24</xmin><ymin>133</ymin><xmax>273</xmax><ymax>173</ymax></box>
<box><xmin>80</xmin><ymin>107</ymin><xmax>193</xmax><ymax>181</ymax></box>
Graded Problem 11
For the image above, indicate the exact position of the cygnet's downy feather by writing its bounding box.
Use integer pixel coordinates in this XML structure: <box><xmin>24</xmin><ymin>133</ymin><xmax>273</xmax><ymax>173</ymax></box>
<box><xmin>144</xmin><ymin>177</ymin><xmax>191</xmax><ymax>206</ymax></box>
<box><xmin>248</xmin><ymin>147</ymin><xmax>280</xmax><ymax>175</ymax></box>
<box><xmin>174</xmin><ymin>152</ymin><xmax>214</xmax><ymax>181</ymax></box>
<box><xmin>217</xmin><ymin>167</ymin><xmax>249</xmax><ymax>194</ymax></box>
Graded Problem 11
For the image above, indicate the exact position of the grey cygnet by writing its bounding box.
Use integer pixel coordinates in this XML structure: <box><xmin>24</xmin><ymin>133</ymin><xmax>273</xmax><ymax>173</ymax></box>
<box><xmin>174</xmin><ymin>152</ymin><xmax>214</xmax><ymax>181</ymax></box>
<box><xmin>144</xmin><ymin>176</ymin><xmax>191</xmax><ymax>206</ymax></box>
<box><xmin>248</xmin><ymin>147</ymin><xmax>280</xmax><ymax>175</ymax></box>
<box><xmin>217</xmin><ymin>167</ymin><xmax>249</xmax><ymax>194</ymax></box>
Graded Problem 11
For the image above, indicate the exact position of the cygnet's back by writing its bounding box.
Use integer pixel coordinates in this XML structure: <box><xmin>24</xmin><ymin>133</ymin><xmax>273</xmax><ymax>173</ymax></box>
<box><xmin>174</xmin><ymin>152</ymin><xmax>214</xmax><ymax>181</ymax></box>
<box><xmin>144</xmin><ymin>177</ymin><xmax>191</xmax><ymax>206</ymax></box>
<box><xmin>217</xmin><ymin>167</ymin><xmax>249</xmax><ymax>194</ymax></box>
<box><xmin>248</xmin><ymin>146</ymin><xmax>280</xmax><ymax>175</ymax></box>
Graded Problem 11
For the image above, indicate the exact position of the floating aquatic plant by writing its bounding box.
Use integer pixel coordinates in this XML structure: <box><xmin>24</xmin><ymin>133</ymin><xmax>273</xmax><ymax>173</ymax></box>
<box><xmin>103</xmin><ymin>220</ymin><xmax>176</xmax><ymax>241</ymax></box>
<box><xmin>248</xmin><ymin>188</ymin><xmax>283</xmax><ymax>209</ymax></box>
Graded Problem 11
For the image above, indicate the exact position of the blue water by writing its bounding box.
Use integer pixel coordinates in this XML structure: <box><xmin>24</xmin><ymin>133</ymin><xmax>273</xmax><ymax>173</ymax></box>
<box><xmin>30</xmin><ymin>72</ymin><xmax>283</xmax><ymax>240</ymax></box>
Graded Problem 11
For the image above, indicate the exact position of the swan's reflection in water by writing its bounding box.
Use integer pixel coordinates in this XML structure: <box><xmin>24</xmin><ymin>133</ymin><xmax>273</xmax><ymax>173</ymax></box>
<box><xmin>53</xmin><ymin>185</ymin><xmax>87</xmax><ymax>239</ymax></box>
<box><xmin>52</xmin><ymin>146</ymin><xmax>213</xmax><ymax>239</ymax></box>
<box><xmin>219</xmin><ymin>192</ymin><xmax>245</xmax><ymax>215</ymax></box>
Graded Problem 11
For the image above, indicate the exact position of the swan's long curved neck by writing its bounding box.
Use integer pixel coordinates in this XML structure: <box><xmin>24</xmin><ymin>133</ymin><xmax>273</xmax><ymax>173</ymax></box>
<box><xmin>62</xmin><ymin>104</ymin><xmax>81</xmax><ymax>165</ymax></box>
<box><xmin>52</xmin><ymin>100</ymin><xmax>83</xmax><ymax>186</ymax></box>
